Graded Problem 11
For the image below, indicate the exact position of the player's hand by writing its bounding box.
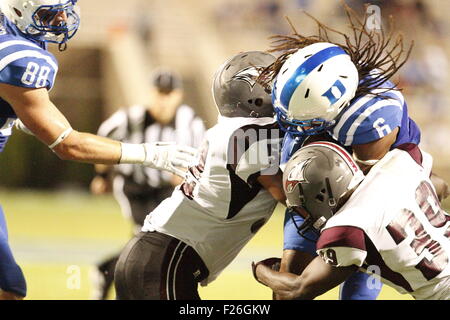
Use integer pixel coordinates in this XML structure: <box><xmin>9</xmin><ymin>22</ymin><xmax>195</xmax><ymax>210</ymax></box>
<box><xmin>144</xmin><ymin>142</ymin><xmax>198</xmax><ymax>177</ymax></box>
<box><xmin>252</xmin><ymin>257</ymin><xmax>281</xmax><ymax>284</ymax></box>
<box><xmin>14</xmin><ymin>119</ymin><xmax>33</xmax><ymax>135</ymax></box>
<box><xmin>90</xmin><ymin>175</ymin><xmax>110</xmax><ymax>195</ymax></box>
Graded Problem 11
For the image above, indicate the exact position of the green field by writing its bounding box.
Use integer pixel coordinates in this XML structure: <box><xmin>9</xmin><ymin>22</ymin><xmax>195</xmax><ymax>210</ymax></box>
<box><xmin>0</xmin><ymin>189</ymin><xmax>428</xmax><ymax>300</ymax></box>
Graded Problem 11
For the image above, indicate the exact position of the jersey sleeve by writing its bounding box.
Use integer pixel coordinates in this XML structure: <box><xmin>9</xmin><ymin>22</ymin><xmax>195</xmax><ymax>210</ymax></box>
<box><xmin>332</xmin><ymin>89</ymin><xmax>405</xmax><ymax>146</ymax></box>
<box><xmin>0</xmin><ymin>41</ymin><xmax>58</xmax><ymax>90</ymax></box>
<box><xmin>316</xmin><ymin>226</ymin><xmax>368</xmax><ymax>267</ymax></box>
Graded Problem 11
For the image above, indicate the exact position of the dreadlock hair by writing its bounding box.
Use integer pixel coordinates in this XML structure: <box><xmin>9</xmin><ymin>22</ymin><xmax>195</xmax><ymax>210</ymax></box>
<box><xmin>258</xmin><ymin>1</ymin><xmax>414</xmax><ymax>100</ymax></box>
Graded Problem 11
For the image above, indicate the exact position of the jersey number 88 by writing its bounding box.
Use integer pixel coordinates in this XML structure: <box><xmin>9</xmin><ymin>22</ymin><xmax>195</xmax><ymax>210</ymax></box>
<box><xmin>21</xmin><ymin>62</ymin><xmax>51</xmax><ymax>88</ymax></box>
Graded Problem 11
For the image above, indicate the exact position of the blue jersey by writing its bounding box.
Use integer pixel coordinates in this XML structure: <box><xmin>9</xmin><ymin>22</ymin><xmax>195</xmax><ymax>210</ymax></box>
<box><xmin>0</xmin><ymin>15</ymin><xmax>58</xmax><ymax>152</ymax></box>
<box><xmin>281</xmin><ymin>81</ymin><xmax>421</xmax><ymax>167</ymax></box>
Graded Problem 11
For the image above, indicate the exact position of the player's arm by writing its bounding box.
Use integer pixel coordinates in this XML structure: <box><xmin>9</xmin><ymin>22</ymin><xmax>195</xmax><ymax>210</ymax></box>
<box><xmin>257</xmin><ymin>171</ymin><xmax>286</xmax><ymax>205</ymax></box>
<box><xmin>253</xmin><ymin>256</ymin><xmax>357</xmax><ymax>300</ymax></box>
<box><xmin>353</xmin><ymin>127</ymin><xmax>449</xmax><ymax>200</ymax></box>
<box><xmin>352</xmin><ymin>127</ymin><xmax>399</xmax><ymax>173</ymax></box>
<box><xmin>0</xmin><ymin>83</ymin><xmax>197</xmax><ymax>173</ymax></box>
<box><xmin>2</xmin><ymin>83</ymin><xmax>122</xmax><ymax>163</ymax></box>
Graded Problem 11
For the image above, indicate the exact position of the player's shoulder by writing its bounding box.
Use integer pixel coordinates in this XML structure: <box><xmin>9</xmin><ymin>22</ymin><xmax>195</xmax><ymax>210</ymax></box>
<box><xmin>229</xmin><ymin>116</ymin><xmax>281</xmax><ymax>146</ymax></box>
<box><xmin>234</xmin><ymin>116</ymin><xmax>278</xmax><ymax>131</ymax></box>
<box><xmin>215</xmin><ymin>116</ymin><xmax>276</xmax><ymax>135</ymax></box>
<box><xmin>0</xmin><ymin>33</ymin><xmax>57</xmax><ymax>63</ymax></box>
<box><xmin>331</xmin><ymin>82</ymin><xmax>406</xmax><ymax>145</ymax></box>
<box><xmin>0</xmin><ymin>34</ymin><xmax>58</xmax><ymax>89</ymax></box>
<box><xmin>209</xmin><ymin>116</ymin><xmax>279</xmax><ymax>161</ymax></box>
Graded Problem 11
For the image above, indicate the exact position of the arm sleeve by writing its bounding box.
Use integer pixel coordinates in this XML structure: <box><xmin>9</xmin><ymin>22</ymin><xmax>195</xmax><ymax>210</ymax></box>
<box><xmin>316</xmin><ymin>226</ymin><xmax>368</xmax><ymax>267</ymax></box>
<box><xmin>333</xmin><ymin>90</ymin><xmax>405</xmax><ymax>146</ymax></box>
<box><xmin>0</xmin><ymin>53</ymin><xmax>57</xmax><ymax>90</ymax></box>
<box><xmin>351</xmin><ymin>102</ymin><xmax>403</xmax><ymax>145</ymax></box>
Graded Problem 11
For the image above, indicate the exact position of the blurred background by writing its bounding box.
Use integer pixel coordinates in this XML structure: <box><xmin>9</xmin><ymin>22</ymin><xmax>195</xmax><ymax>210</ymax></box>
<box><xmin>0</xmin><ymin>0</ymin><xmax>449</xmax><ymax>299</ymax></box>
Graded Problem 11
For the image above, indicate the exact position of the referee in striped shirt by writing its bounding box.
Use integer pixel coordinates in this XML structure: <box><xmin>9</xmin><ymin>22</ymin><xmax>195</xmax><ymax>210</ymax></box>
<box><xmin>90</xmin><ymin>69</ymin><xmax>206</xmax><ymax>299</ymax></box>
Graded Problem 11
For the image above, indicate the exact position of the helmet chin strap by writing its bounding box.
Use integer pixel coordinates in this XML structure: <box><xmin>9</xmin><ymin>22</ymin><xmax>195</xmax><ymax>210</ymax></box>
<box><xmin>288</xmin><ymin>209</ymin><xmax>320</xmax><ymax>242</ymax></box>
<box><xmin>58</xmin><ymin>42</ymin><xmax>67</xmax><ymax>51</ymax></box>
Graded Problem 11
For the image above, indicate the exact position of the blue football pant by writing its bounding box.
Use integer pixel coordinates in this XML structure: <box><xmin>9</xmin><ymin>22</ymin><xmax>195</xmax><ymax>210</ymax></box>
<box><xmin>0</xmin><ymin>205</ymin><xmax>26</xmax><ymax>297</ymax></box>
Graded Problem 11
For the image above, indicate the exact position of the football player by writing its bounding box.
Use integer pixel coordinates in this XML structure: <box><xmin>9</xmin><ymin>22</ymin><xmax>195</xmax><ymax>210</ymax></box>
<box><xmin>114</xmin><ymin>51</ymin><xmax>286</xmax><ymax>300</ymax></box>
<box><xmin>253</xmin><ymin>142</ymin><xmax>450</xmax><ymax>300</ymax></box>
<box><xmin>90</xmin><ymin>69</ymin><xmax>205</xmax><ymax>300</ymax></box>
<box><xmin>0</xmin><ymin>0</ymin><xmax>197</xmax><ymax>299</ymax></box>
<box><xmin>259</xmin><ymin>6</ymin><xmax>448</xmax><ymax>300</ymax></box>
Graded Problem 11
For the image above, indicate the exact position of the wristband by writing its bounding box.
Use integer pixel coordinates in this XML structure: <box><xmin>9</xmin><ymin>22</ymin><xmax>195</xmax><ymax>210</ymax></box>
<box><xmin>119</xmin><ymin>143</ymin><xmax>146</xmax><ymax>164</ymax></box>
<box><xmin>48</xmin><ymin>128</ymin><xmax>73</xmax><ymax>149</ymax></box>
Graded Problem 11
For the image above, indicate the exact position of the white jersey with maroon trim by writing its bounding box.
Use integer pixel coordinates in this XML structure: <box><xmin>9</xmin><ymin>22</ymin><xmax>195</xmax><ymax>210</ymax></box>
<box><xmin>316</xmin><ymin>149</ymin><xmax>450</xmax><ymax>300</ymax></box>
<box><xmin>142</xmin><ymin>116</ymin><xmax>281</xmax><ymax>285</ymax></box>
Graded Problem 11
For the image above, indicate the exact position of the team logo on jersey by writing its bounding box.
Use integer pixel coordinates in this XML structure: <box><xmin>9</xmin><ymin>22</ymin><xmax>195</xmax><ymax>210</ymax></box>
<box><xmin>232</xmin><ymin>66</ymin><xmax>260</xmax><ymax>91</ymax></box>
<box><xmin>285</xmin><ymin>157</ymin><xmax>314</xmax><ymax>193</ymax></box>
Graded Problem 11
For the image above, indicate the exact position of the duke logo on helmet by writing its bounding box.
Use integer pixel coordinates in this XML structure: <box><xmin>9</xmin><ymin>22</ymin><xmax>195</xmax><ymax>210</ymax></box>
<box><xmin>322</xmin><ymin>80</ymin><xmax>347</xmax><ymax>105</ymax></box>
<box><xmin>272</xmin><ymin>42</ymin><xmax>359</xmax><ymax>136</ymax></box>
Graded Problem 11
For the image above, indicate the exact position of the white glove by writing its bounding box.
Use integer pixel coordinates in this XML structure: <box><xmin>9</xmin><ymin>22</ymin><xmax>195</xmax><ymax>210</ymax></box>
<box><xmin>14</xmin><ymin>119</ymin><xmax>33</xmax><ymax>135</ymax></box>
<box><xmin>144</xmin><ymin>142</ymin><xmax>198</xmax><ymax>177</ymax></box>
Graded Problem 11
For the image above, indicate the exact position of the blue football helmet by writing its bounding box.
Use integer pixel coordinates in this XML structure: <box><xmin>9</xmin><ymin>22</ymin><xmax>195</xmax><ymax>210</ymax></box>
<box><xmin>272</xmin><ymin>42</ymin><xmax>359</xmax><ymax>136</ymax></box>
<box><xmin>1</xmin><ymin>0</ymin><xmax>80</xmax><ymax>45</ymax></box>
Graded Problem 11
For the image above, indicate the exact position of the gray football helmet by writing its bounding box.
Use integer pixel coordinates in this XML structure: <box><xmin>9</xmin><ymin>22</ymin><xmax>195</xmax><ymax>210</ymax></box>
<box><xmin>283</xmin><ymin>141</ymin><xmax>364</xmax><ymax>235</ymax></box>
<box><xmin>212</xmin><ymin>51</ymin><xmax>275</xmax><ymax>118</ymax></box>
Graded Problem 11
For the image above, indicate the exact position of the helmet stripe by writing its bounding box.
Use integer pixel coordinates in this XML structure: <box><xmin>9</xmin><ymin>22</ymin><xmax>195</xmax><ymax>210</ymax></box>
<box><xmin>279</xmin><ymin>46</ymin><xmax>347</xmax><ymax>111</ymax></box>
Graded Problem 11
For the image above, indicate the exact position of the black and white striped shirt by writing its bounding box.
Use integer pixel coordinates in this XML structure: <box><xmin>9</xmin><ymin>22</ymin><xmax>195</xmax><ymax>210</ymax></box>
<box><xmin>97</xmin><ymin>104</ymin><xmax>205</xmax><ymax>192</ymax></box>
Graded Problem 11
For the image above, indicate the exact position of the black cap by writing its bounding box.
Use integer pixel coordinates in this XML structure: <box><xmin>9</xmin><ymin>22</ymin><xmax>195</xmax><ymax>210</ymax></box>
<box><xmin>151</xmin><ymin>68</ymin><xmax>183</xmax><ymax>94</ymax></box>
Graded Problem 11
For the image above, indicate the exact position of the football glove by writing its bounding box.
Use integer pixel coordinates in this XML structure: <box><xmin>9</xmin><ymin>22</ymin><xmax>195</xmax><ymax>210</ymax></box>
<box><xmin>144</xmin><ymin>142</ymin><xmax>198</xmax><ymax>177</ymax></box>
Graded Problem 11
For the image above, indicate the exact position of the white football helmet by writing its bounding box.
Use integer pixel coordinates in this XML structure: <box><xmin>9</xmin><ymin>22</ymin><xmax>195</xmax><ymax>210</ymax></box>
<box><xmin>0</xmin><ymin>0</ymin><xmax>80</xmax><ymax>44</ymax></box>
<box><xmin>272</xmin><ymin>42</ymin><xmax>359</xmax><ymax>135</ymax></box>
